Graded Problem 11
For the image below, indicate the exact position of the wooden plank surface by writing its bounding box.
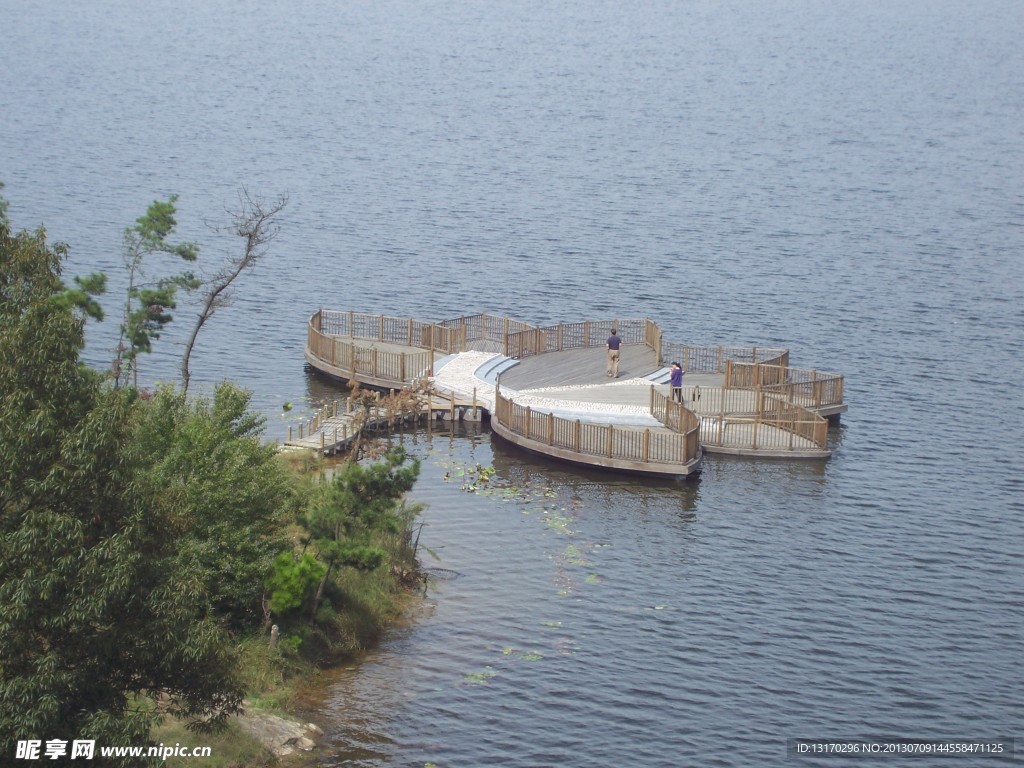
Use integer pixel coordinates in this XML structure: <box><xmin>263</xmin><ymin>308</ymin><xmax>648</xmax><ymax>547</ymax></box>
<box><xmin>499</xmin><ymin>345</ymin><xmax>660</xmax><ymax>389</ymax></box>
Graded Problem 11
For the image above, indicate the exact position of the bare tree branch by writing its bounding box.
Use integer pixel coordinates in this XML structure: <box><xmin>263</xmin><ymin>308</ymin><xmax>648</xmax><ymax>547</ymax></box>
<box><xmin>181</xmin><ymin>189</ymin><xmax>288</xmax><ymax>394</ymax></box>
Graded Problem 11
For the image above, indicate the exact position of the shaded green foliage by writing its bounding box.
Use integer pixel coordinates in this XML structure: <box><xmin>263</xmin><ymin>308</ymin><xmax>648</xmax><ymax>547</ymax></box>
<box><xmin>301</xmin><ymin>448</ymin><xmax>420</xmax><ymax>573</ymax></box>
<box><xmin>133</xmin><ymin>383</ymin><xmax>294</xmax><ymax>629</ymax></box>
<box><xmin>0</xmin><ymin>219</ymin><xmax>243</xmax><ymax>764</ymax></box>
<box><xmin>270</xmin><ymin>449</ymin><xmax>424</xmax><ymax>658</ymax></box>
<box><xmin>1</xmin><ymin>192</ymin><xmax>429</xmax><ymax>756</ymax></box>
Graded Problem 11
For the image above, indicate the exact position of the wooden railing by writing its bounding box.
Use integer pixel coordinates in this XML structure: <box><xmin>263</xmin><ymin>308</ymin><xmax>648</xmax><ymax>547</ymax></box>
<box><xmin>649</xmin><ymin>388</ymin><xmax>701</xmax><ymax>461</ymax></box>
<box><xmin>502</xmin><ymin>318</ymin><xmax>649</xmax><ymax>359</ymax></box>
<box><xmin>658</xmin><ymin>339</ymin><xmax>790</xmax><ymax>373</ymax></box>
<box><xmin>439</xmin><ymin>313</ymin><xmax>537</xmax><ymax>349</ymax></box>
<box><xmin>686</xmin><ymin>386</ymin><xmax>829</xmax><ymax>452</ymax></box>
<box><xmin>313</xmin><ymin>310</ymin><xmax>795</xmax><ymax>379</ymax></box>
<box><xmin>492</xmin><ymin>388</ymin><xmax>700</xmax><ymax>468</ymax></box>
<box><xmin>724</xmin><ymin>362</ymin><xmax>844</xmax><ymax>409</ymax></box>
<box><xmin>316</xmin><ymin>309</ymin><xmax>465</xmax><ymax>354</ymax></box>
<box><xmin>307</xmin><ymin>309</ymin><xmax>461</xmax><ymax>383</ymax></box>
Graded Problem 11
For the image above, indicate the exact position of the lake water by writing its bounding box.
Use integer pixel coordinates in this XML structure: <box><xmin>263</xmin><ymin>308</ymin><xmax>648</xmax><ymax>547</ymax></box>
<box><xmin>2</xmin><ymin>0</ymin><xmax>1022</xmax><ymax>765</ymax></box>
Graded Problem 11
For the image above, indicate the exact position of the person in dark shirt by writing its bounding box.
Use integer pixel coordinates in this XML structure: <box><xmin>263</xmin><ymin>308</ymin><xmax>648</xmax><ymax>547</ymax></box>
<box><xmin>667</xmin><ymin>364</ymin><xmax>684</xmax><ymax>405</ymax></box>
<box><xmin>606</xmin><ymin>328</ymin><xmax>622</xmax><ymax>378</ymax></box>
<box><xmin>669</xmin><ymin>361</ymin><xmax>684</xmax><ymax>402</ymax></box>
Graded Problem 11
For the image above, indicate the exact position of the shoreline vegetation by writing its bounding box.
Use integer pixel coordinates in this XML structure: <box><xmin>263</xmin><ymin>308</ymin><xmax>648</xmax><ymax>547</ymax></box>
<box><xmin>0</xmin><ymin>188</ymin><xmax>429</xmax><ymax>767</ymax></box>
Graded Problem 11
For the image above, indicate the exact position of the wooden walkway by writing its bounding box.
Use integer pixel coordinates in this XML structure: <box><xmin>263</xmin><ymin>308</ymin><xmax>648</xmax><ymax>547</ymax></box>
<box><xmin>282</xmin><ymin>390</ymin><xmax>484</xmax><ymax>455</ymax></box>
<box><xmin>298</xmin><ymin>311</ymin><xmax>844</xmax><ymax>473</ymax></box>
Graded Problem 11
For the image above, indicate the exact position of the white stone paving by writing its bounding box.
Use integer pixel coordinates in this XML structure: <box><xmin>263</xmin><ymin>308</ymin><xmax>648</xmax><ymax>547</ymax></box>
<box><xmin>431</xmin><ymin>352</ymin><xmax>660</xmax><ymax>426</ymax></box>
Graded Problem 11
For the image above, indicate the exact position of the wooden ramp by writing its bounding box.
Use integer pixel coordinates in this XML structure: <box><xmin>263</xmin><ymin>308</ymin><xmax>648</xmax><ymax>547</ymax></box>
<box><xmin>282</xmin><ymin>393</ymin><xmax>484</xmax><ymax>455</ymax></box>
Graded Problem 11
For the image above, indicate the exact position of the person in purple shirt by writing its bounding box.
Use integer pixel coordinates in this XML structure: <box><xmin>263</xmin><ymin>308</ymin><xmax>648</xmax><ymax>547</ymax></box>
<box><xmin>606</xmin><ymin>328</ymin><xmax>622</xmax><ymax>378</ymax></box>
<box><xmin>669</xmin><ymin>361</ymin><xmax>684</xmax><ymax>402</ymax></box>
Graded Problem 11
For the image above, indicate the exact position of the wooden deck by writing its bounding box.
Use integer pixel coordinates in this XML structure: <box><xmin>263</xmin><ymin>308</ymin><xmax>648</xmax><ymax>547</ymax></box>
<box><xmin>282</xmin><ymin>390</ymin><xmax>484</xmax><ymax>454</ymax></box>
<box><xmin>299</xmin><ymin>310</ymin><xmax>844</xmax><ymax>472</ymax></box>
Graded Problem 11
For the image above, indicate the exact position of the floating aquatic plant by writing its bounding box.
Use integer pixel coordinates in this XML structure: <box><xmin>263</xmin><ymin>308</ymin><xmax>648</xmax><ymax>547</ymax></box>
<box><xmin>465</xmin><ymin>667</ymin><xmax>497</xmax><ymax>684</ymax></box>
<box><xmin>563</xmin><ymin>544</ymin><xmax>590</xmax><ymax>566</ymax></box>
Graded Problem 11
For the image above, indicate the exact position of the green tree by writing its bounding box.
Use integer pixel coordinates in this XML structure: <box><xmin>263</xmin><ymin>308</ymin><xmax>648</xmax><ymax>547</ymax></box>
<box><xmin>114</xmin><ymin>195</ymin><xmax>200</xmax><ymax>388</ymax></box>
<box><xmin>133</xmin><ymin>382</ymin><xmax>293</xmax><ymax>629</ymax></box>
<box><xmin>0</xmin><ymin>217</ymin><xmax>242</xmax><ymax>764</ymax></box>
<box><xmin>267</xmin><ymin>552</ymin><xmax>327</xmax><ymax>615</ymax></box>
<box><xmin>300</xmin><ymin>448</ymin><xmax>421</xmax><ymax>620</ymax></box>
<box><xmin>0</xmin><ymin>180</ymin><xmax>9</xmax><ymax>226</ymax></box>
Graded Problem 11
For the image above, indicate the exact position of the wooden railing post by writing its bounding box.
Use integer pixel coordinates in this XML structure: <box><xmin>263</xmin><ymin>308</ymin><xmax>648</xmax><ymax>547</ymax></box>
<box><xmin>643</xmin><ymin>428</ymin><xmax>650</xmax><ymax>463</ymax></box>
<box><xmin>574</xmin><ymin>420</ymin><xmax>581</xmax><ymax>452</ymax></box>
<box><xmin>379</xmin><ymin>313</ymin><xmax>384</xmax><ymax>340</ymax></box>
<box><xmin>525</xmin><ymin>406</ymin><xmax>532</xmax><ymax>439</ymax></box>
<box><xmin>607</xmin><ymin>424</ymin><xmax>614</xmax><ymax>458</ymax></box>
<box><xmin>547</xmin><ymin>414</ymin><xmax>554</xmax><ymax>445</ymax></box>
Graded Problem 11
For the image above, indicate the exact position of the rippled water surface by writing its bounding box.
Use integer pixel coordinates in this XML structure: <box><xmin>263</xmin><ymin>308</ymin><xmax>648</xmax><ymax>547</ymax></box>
<box><xmin>2</xmin><ymin>0</ymin><xmax>1022</xmax><ymax>765</ymax></box>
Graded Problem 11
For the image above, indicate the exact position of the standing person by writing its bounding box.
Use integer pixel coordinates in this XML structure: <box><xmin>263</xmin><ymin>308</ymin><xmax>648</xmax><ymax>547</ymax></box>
<box><xmin>606</xmin><ymin>328</ymin><xmax>622</xmax><ymax>378</ymax></box>
<box><xmin>669</xmin><ymin>361</ymin><xmax>684</xmax><ymax>402</ymax></box>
